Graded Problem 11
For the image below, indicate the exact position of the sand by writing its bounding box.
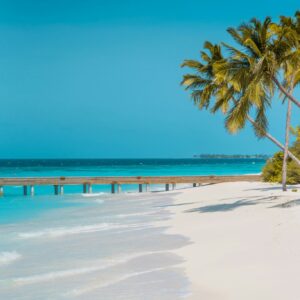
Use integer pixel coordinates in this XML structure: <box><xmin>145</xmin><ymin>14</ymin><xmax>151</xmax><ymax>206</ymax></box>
<box><xmin>164</xmin><ymin>181</ymin><xmax>300</xmax><ymax>300</ymax></box>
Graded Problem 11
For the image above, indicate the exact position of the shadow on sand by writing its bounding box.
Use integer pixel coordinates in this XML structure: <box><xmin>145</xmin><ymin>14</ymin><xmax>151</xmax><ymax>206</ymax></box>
<box><xmin>185</xmin><ymin>196</ymin><xmax>279</xmax><ymax>213</ymax></box>
<box><xmin>244</xmin><ymin>186</ymin><xmax>299</xmax><ymax>192</ymax></box>
<box><xmin>270</xmin><ymin>199</ymin><xmax>300</xmax><ymax>208</ymax></box>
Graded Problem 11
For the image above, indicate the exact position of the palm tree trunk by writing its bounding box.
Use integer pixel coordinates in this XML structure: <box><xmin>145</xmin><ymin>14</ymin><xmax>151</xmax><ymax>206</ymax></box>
<box><xmin>272</xmin><ymin>76</ymin><xmax>300</xmax><ymax>108</ymax></box>
<box><xmin>282</xmin><ymin>99</ymin><xmax>292</xmax><ymax>191</ymax></box>
<box><xmin>245</xmin><ymin>115</ymin><xmax>300</xmax><ymax>167</ymax></box>
<box><xmin>231</xmin><ymin>97</ymin><xmax>300</xmax><ymax>167</ymax></box>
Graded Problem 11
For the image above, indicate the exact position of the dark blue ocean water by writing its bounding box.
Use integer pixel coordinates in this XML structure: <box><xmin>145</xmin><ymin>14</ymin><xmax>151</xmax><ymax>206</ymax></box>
<box><xmin>0</xmin><ymin>158</ymin><xmax>265</xmax><ymax>177</ymax></box>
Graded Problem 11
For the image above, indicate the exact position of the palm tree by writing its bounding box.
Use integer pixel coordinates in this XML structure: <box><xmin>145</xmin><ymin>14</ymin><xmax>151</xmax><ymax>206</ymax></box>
<box><xmin>181</xmin><ymin>42</ymin><xmax>300</xmax><ymax>167</ymax></box>
<box><xmin>215</xmin><ymin>15</ymin><xmax>300</xmax><ymax>190</ymax></box>
<box><xmin>221</xmin><ymin>16</ymin><xmax>300</xmax><ymax>110</ymax></box>
<box><xmin>272</xmin><ymin>12</ymin><xmax>300</xmax><ymax>108</ymax></box>
<box><xmin>282</xmin><ymin>99</ymin><xmax>292</xmax><ymax>191</ymax></box>
<box><xmin>273</xmin><ymin>15</ymin><xmax>300</xmax><ymax>190</ymax></box>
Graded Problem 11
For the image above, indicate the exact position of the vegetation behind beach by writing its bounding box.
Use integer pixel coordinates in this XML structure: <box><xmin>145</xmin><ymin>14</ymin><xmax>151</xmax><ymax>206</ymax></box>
<box><xmin>263</xmin><ymin>127</ymin><xmax>300</xmax><ymax>184</ymax></box>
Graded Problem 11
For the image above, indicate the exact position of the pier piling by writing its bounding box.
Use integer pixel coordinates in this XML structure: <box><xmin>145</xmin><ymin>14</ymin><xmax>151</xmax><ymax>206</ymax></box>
<box><xmin>83</xmin><ymin>183</ymin><xmax>92</xmax><ymax>194</ymax></box>
<box><xmin>117</xmin><ymin>184</ymin><xmax>121</xmax><ymax>193</ymax></box>
<box><xmin>111</xmin><ymin>183</ymin><xmax>115</xmax><ymax>194</ymax></box>
<box><xmin>172</xmin><ymin>183</ymin><xmax>176</xmax><ymax>190</ymax></box>
<box><xmin>165</xmin><ymin>184</ymin><xmax>170</xmax><ymax>191</ymax></box>
<box><xmin>60</xmin><ymin>185</ymin><xmax>64</xmax><ymax>195</ymax></box>
<box><xmin>54</xmin><ymin>185</ymin><xmax>59</xmax><ymax>195</ymax></box>
<box><xmin>145</xmin><ymin>184</ymin><xmax>150</xmax><ymax>192</ymax></box>
<box><xmin>139</xmin><ymin>184</ymin><xmax>143</xmax><ymax>193</ymax></box>
<box><xmin>30</xmin><ymin>185</ymin><xmax>34</xmax><ymax>196</ymax></box>
<box><xmin>0</xmin><ymin>186</ymin><xmax>3</xmax><ymax>196</ymax></box>
<box><xmin>23</xmin><ymin>186</ymin><xmax>28</xmax><ymax>196</ymax></box>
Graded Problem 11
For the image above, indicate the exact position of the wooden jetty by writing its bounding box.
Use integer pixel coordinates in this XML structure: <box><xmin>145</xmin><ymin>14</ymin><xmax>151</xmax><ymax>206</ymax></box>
<box><xmin>0</xmin><ymin>175</ymin><xmax>261</xmax><ymax>196</ymax></box>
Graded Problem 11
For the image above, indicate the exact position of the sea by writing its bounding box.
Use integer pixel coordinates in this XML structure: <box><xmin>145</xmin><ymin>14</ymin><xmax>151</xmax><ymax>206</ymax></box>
<box><xmin>0</xmin><ymin>158</ymin><xmax>266</xmax><ymax>299</ymax></box>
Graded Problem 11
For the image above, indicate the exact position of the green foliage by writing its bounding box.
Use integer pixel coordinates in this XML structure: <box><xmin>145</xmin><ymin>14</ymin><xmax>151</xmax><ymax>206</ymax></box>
<box><xmin>181</xmin><ymin>11</ymin><xmax>300</xmax><ymax>138</ymax></box>
<box><xmin>262</xmin><ymin>133</ymin><xmax>300</xmax><ymax>184</ymax></box>
<box><xmin>182</xmin><ymin>11</ymin><xmax>300</xmax><ymax>183</ymax></box>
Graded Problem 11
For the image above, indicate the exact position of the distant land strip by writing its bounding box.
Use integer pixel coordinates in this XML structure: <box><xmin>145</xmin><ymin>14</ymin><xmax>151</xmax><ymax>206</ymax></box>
<box><xmin>193</xmin><ymin>154</ymin><xmax>270</xmax><ymax>159</ymax></box>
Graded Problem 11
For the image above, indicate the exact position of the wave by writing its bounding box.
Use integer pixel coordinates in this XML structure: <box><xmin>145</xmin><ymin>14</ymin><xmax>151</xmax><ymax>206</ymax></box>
<box><xmin>0</xmin><ymin>251</ymin><xmax>21</xmax><ymax>266</ymax></box>
<box><xmin>10</xmin><ymin>251</ymin><xmax>163</xmax><ymax>285</ymax></box>
<box><xmin>18</xmin><ymin>223</ymin><xmax>148</xmax><ymax>239</ymax></box>
<box><xmin>93</xmin><ymin>199</ymin><xmax>104</xmax><ymax>204</ymax></box>
<box><xmin>13</xmin><ymin>265</ymin><xmax>109</xmax><ymax>285</ymax></box>
<box><xmin>81</xmin><ymin>193</ymin><xmax>105</xmax><ymax>198</ymax></box>
<box><xmin>115</xmin><ymin>211</ymin><xmax>154</xmax><ymax>218</ymax></box>
<box><xmin>65</xmin><ymin>266</ymin><xmax>167</xmax><ymax>297</ymax></box>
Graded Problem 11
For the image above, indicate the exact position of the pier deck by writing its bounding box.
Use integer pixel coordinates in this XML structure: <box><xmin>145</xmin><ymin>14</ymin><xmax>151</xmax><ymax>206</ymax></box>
<box><xmin>0</xmin><ymin>175</ymin><xmax>261</xmax><ymax>195</ymax></box>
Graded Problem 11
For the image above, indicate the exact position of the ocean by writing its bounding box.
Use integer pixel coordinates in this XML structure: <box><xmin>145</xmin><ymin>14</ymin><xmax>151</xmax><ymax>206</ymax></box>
<box><xmin>0</xmin><ymin>158</ymin><xmax>266</xmax><ymax>299</ymax></box>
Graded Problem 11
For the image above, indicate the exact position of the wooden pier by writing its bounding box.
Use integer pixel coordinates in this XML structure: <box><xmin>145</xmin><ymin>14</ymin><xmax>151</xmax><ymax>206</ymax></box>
<box><xmin>0</xmin><ymin>175</ymin><xmax>261</xmax><ymax>196</ymax></box>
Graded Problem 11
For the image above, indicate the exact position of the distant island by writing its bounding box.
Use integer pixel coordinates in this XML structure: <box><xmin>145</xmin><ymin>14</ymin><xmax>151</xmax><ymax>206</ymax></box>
<box><xmin>193</xmin><ymin>154</ymin><xmax>270</xmax><ymax>159</ymax></box>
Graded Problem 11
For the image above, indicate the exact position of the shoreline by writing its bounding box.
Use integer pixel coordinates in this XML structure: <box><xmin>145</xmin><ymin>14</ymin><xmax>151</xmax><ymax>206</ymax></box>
<box><xmin>164</xmin><ymin>181</ymin><xmax>300</xmax><ymax>299</ymax></box>
<box><xmin>3</xmin><ymin>180</ymin><xmax>300</xmax><ymax>298</ymax></box>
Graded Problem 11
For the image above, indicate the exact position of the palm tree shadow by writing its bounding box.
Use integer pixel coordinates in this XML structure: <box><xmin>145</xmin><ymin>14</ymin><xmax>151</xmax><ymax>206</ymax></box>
<box><xmin>244</xmin><ymin>186</ymin><xmax>293</xmax><ymax>192</ymax></box>
<box><xmin>185</xmin><ymin>196</ymin><xmax>278</xmax><ymax>213</ymax></box>
<box><xmin>185</xmin><ymin>200</ymin><xmax>256</xmax><ymax>213</ymax></box>
<box><xmin>270</xmin><ymin>199</ymin><xmax>300</xmax><ymax>208</ymax></box>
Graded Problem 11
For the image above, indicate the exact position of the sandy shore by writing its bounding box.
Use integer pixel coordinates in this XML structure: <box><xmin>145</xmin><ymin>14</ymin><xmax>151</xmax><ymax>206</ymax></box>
<box><xmin>165</xmin><ymin>181</ymin><xmax>300</xmax><ymax>300</ymax></box>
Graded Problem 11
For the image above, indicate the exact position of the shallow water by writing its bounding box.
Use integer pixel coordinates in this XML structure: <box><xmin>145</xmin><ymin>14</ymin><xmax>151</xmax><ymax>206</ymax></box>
<box><xmin>0</xmin><ymin>158</ymin><xmax>265</xmax><ymax>197</ymax></box>
<box><xmin>0</xmin><ymin>158</ymin><xmax>265</xmax><ymax>298</ymax></box>
<box><xmin>0</xmin><ymin>192</ymin><xmax>190</xmax><ymax>299</ymax></box>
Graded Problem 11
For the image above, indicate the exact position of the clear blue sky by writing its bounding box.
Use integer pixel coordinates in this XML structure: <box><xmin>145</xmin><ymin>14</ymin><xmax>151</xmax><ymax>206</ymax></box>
<box><xmin>0</xmin><ymin>0</ymin><xmax>299</xmax><ymax>158</ymax></box>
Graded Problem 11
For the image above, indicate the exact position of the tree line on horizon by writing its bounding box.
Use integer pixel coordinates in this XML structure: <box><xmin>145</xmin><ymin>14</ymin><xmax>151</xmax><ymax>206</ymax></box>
<box><xmin>181</xmin><ymin>11</ymin><xmax>300</xmax><ymax>191</ymax></box>
<box><xmin>193</xmin><ymin>154</ymin><xmax>269</xmax><ymax>159</ymax></box>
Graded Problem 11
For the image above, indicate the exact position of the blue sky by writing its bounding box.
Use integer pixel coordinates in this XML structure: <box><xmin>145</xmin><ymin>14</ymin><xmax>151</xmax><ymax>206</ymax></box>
<box><xmin>0</xmin><ymin>0</ymin><xmax>299</xmax><ymax>158</ymax></box>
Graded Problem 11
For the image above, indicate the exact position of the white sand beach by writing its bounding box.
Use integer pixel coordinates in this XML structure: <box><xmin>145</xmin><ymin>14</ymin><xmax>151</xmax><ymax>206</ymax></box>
<box><xmin>165</xmin><ymin>181</ymin><xmax>300</xmax><ymax>300</ymax></box>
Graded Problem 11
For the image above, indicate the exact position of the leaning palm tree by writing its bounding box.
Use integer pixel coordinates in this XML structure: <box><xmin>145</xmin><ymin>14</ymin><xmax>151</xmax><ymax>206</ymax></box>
<box><xmin>181</xmin><ymin>41</ymin><xmax>300</xmax><ymax>167</ymax></box>
<box><xmin>217</xmin><ymin>15</ymin><xmax>300</xmax><ymax>190</ymax></box>
<box><xmin>271</xmin><ymin>15</ymin><xmax>300</xmax><ymax>190</ymax></box>
<box><xmin>221</xmin><ymin>16</ymin><xmax>300</xmax><ymax>110</ymax></box>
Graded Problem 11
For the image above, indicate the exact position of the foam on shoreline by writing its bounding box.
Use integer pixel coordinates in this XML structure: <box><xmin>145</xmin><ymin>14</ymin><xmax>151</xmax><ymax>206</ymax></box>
<box><xmin>18</xmin><ymin>223</ymin><xmax>150</xmax><ymax>239</ymax></box>
<box><xmin>0</xmin><ymin>251</ymin><xmax>21</xmax><ymax>266</ymax></box>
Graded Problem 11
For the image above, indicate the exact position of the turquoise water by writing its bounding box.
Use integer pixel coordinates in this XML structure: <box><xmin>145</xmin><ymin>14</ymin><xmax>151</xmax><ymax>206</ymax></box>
<box><xmin>0</xmin><ymin>195</ymin><xmax>87</xmax><ymax>224</ymax></box>
<box><xmin>0</xmin><ymin>193</ymin><xmax>189</xmax><ymax>299</ymax></box>
<box><xmin>0</xmin><ymin>158</ymin><xmax>265</xmax><ymax>299</ymax></box>
<box><xmin>0</xmin><ymin>158</ymin><xmax>265</xmax><ymax>223</ymax></box>
<box><xmin>0</xmin><ymin>158</ymin><xmax>265</xmax><ymax>193</ymax></box>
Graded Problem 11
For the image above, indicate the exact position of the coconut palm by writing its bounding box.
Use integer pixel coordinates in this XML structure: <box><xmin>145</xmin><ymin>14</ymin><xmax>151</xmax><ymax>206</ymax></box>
<box><xmin>272</xmin><ymin>15</ymin><xmax>300</xmax><ymax>190</ymax></box>
<box><xmin>215</xmin><ymin>15</ymin><xmax>300</xmax><ymax>190</ymax></box>
<box><xmin>181</xmin><ymin>41</ymin><xmax>300</xmax><ymax>167</ymax></box>
<box><xmin>220</xmin><ymin>16</ymin><xmax>300</xmax><ymax>110</ymax></box>
<box><xmin>273</xmin><ymin>12</ymin><xmax>300</xmax><ymax>109</ymax></box>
